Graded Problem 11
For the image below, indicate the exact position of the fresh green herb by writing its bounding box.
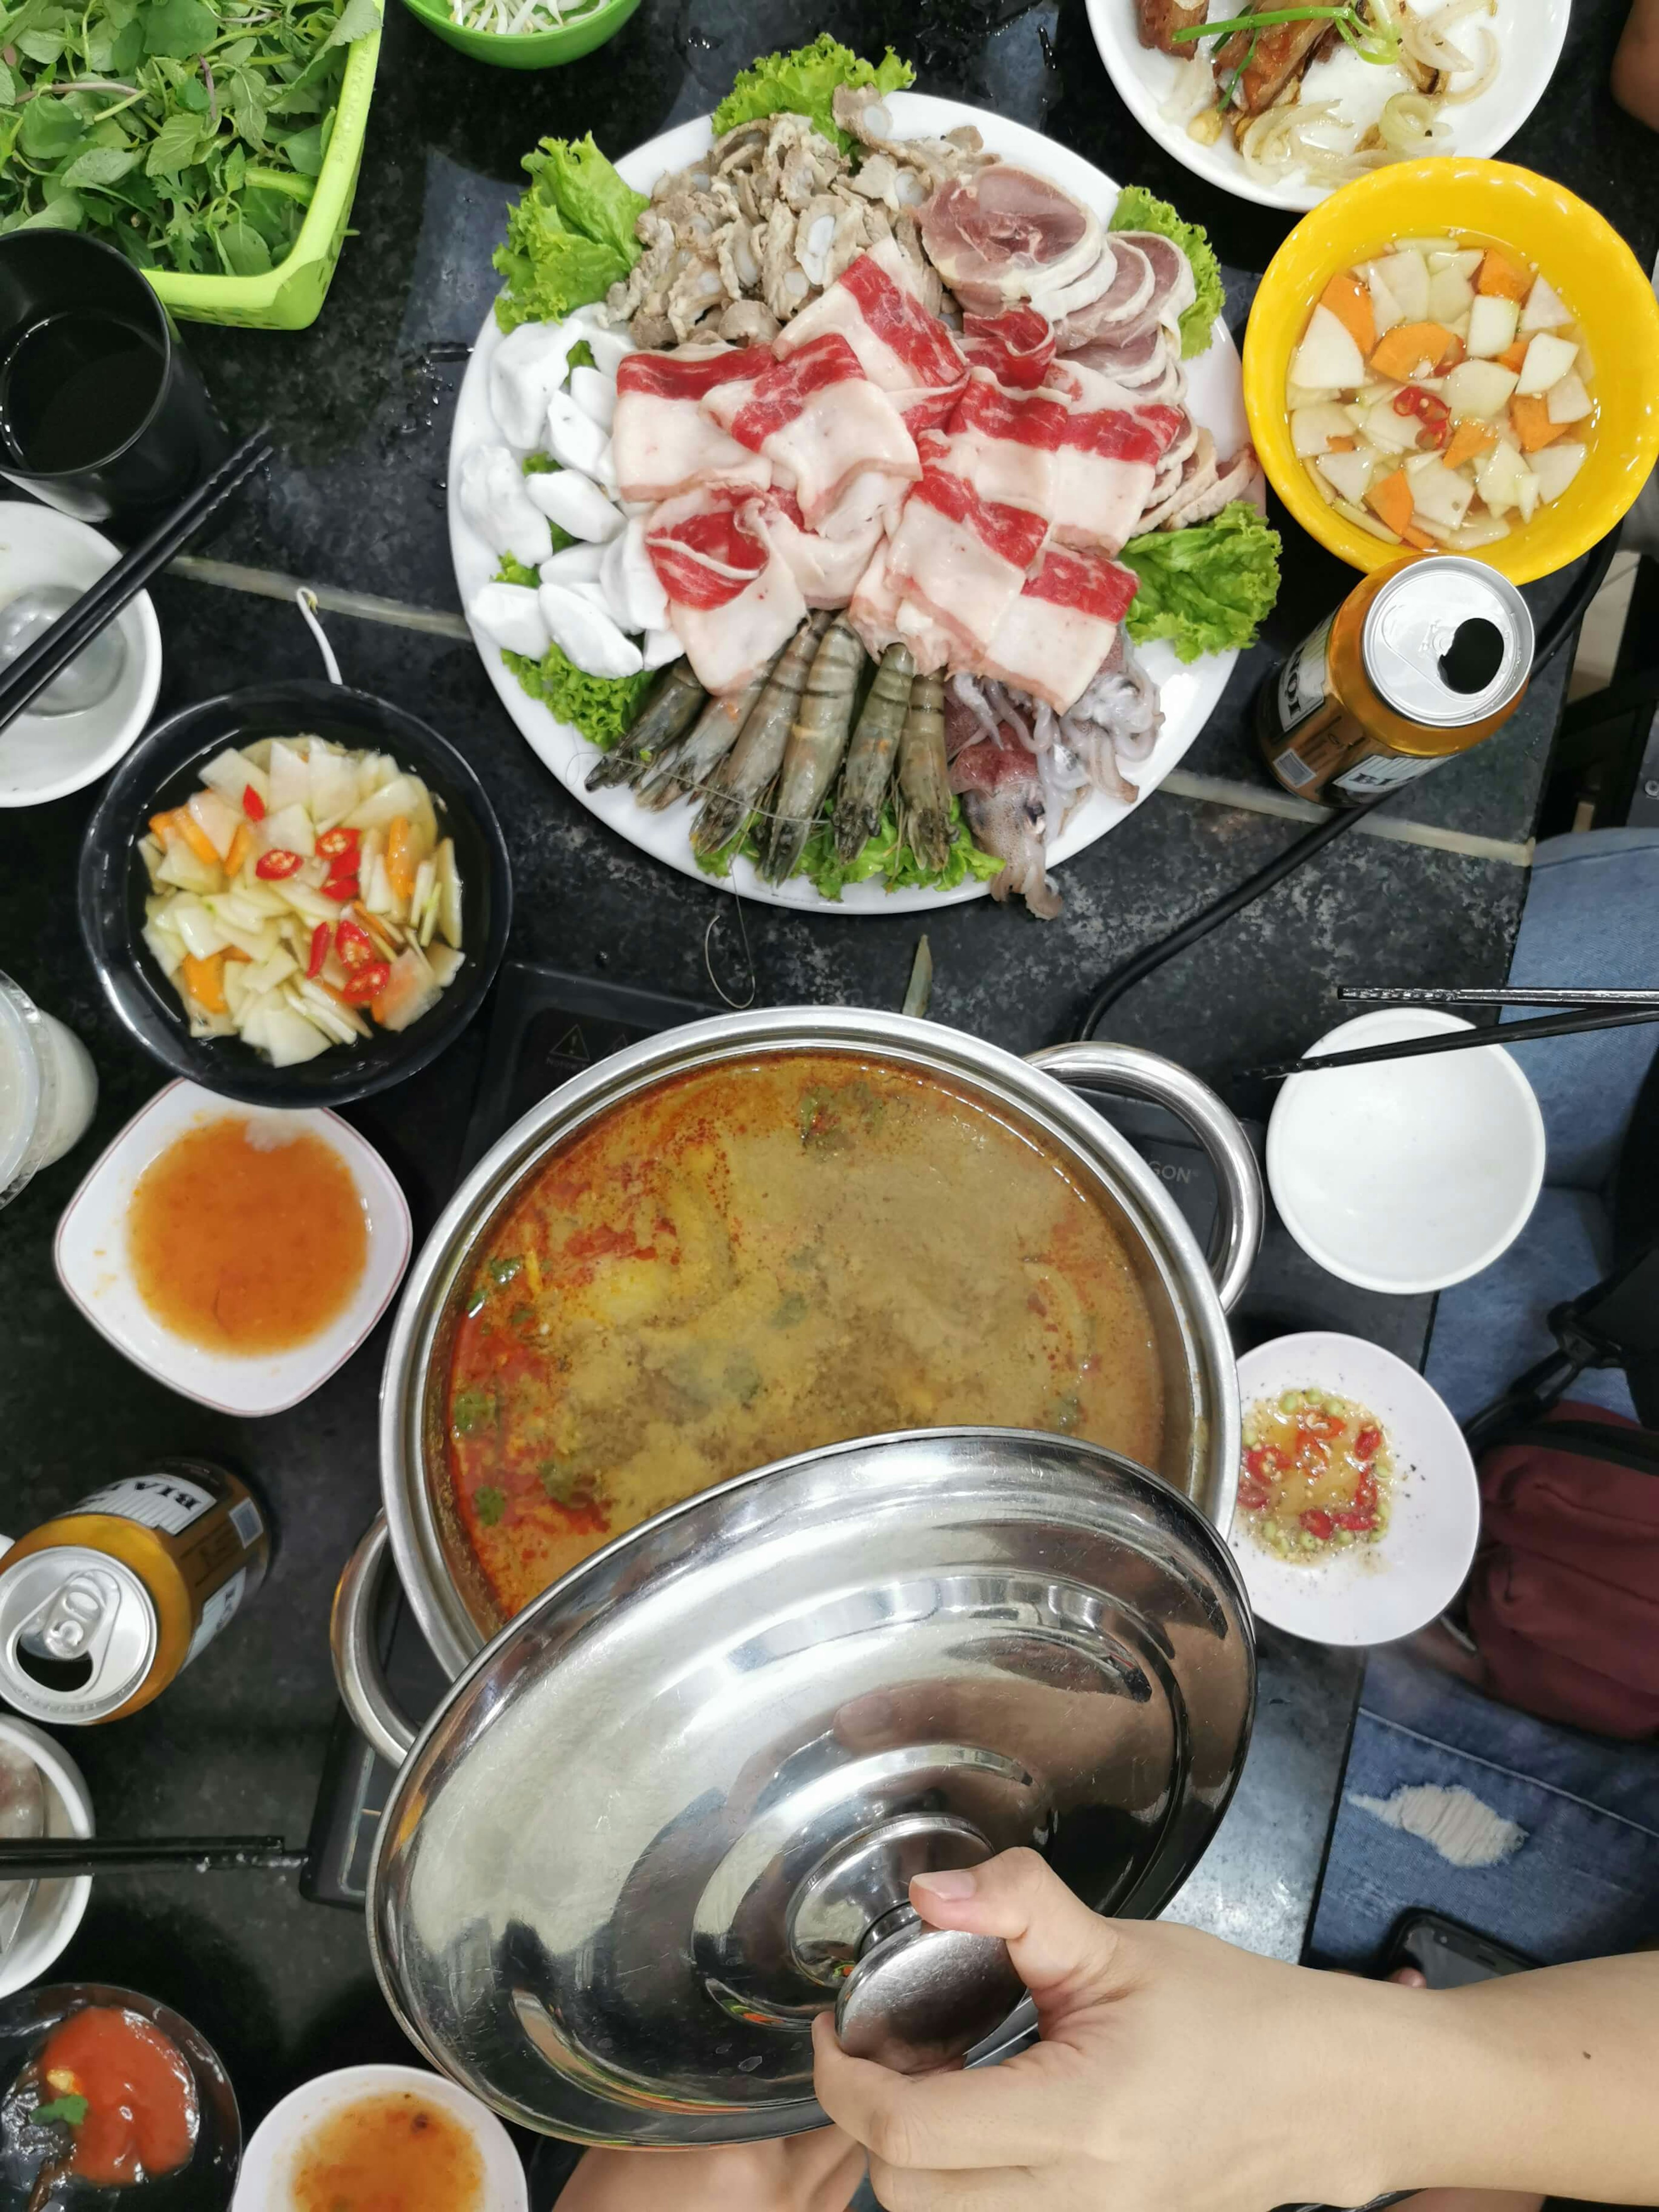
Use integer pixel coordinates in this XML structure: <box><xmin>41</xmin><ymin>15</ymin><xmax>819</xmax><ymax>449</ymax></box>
<box><xmin>31</xmin><ymin>2097</ymin><xmax>89</xmax><ymax>2129</ymax></box>
<box><xmin>488</xmin><ymin>1255</ymin><xmax>523</xmax><ymax>1285</ymax></box>
<box><xmin>772</xmin><ymin>1290</ymin><xmax>810</xmax><ymax>1325</ymax></box>
<box><xmin>711</xmin><ymin>35</ymin><xmax>914</xmax><ymax>155</ymax></box>
<box><xmin>501</xmin><ymin>643</ymin><xmax>655</xmax><ymax>750</ymax></box>
<box><xmin>522</xmin><ymin>452</ymin><xmax>558</xmax><ymax>477</ymax></box>
<box><xmin>1173</xmin><ymin>1</ymin><xmax>1397</xmax><ymax>56</ymax></box>
<box><xmin>539</xmin><ymin>1460</ymin><xmax>600</xmax><ymax>1509</ymax></box>
<box><xmin>0</xmin><ymin>0</ymin><xmax>380</xmax><ymax>276</ymax></box>
<box><xmin>474</xmin><ymin>1486</ymin><xmax>506</xmax><ymax>1527</ymax></box>
<box><xmin>696</xmin><ymin>797</ymin><xmax>1002</xmax><ymax>899</ymax></box>
<box><xmin>566</xmin><ymin>337</ymin><xmax>595</xmax><ymax>374</ymax></box>
<box><xmin>493</xmin><ymin>132</ymin><xmax>647</xmax><ymax>333</ymax></box>
<box><xmin>451</xmin><ymin>1385</ymin><xmax>496</xmax><ymax>1437</ymax></box>
<box><xmin>1108</xmin><ymin>186</ymin><xmax>1224</xmax><ymax>359</ymax></box>
<box><xmin>1121</xmin><ymin>502</ymin><xmax>1281</xmax><ymax>663</ymax></box>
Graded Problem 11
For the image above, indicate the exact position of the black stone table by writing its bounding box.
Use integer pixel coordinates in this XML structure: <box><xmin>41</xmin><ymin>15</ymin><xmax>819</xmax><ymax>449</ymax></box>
<box><xmin>0</xmin><ymin>0</ymin><xmax>1653</xmax><ymax>2177</ymax></box>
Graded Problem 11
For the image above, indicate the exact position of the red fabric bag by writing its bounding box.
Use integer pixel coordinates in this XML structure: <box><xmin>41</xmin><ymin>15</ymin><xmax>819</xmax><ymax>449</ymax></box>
<box><xmin>1468</xmin><ymin>1402</ymin><xmax>1659</xmax><ymax>1740</ymax></box>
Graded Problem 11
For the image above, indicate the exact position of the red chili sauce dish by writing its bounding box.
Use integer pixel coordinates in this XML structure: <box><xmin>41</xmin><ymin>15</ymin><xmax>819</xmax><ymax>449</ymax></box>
<box><xmin>23</xmin><ymin>2005</ymin><xmax>198</xmax><ymax>2188</ymax></box>
<box><xmin>1237</xmin><ymin>1387</ymin><xmax>1393</xmax><ymax>1563</ymax></box>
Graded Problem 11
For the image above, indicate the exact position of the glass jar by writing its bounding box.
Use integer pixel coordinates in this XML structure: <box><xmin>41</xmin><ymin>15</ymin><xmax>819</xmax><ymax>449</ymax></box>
<box><xmin>0</xmin><ymin>970</ymin><xmax>98</xmax><ymax>1208</ymax></box>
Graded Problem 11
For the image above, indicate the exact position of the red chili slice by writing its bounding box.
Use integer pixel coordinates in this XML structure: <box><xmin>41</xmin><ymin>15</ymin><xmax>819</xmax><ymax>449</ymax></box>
<box><xmin>306</xmin><ymin>922</ymin><xmax>331</xmax><ymax>980</ymax></box>
<box><xmin>254</xmin><ymin>848</ymin><xmax>303</xmax><ymax>880</ymax></box>
<box><xmin>323</xmin><ymin>871</ymin><xmax>361</xmax><ymax>904</ymax></box>
<box><xmin>335</xmin><ymin>918</ymin><xmax>376</xmax><ymax>969</ymax></box>
<box><xmin>317</xmin><ymin>826</ymin><xmax>360</xmax><ymax>860</ymax></box>
<box><xmin>242</xmin><ymin>784</ymin><xmax>266</xmax><ymax>822</ymax></box>
<box><xmin>1238</xmin><ymin>1480</ymin><xmax>1270</xmax><ymax>1513</ymax></box>
<box><xmin>341</xmin><ymin>960</ymin><xmax>390</xmax><ymax>1007</ymax></box>
<box><xmin>1244</xmin><ymin>1446</ymin><xmax>1286</xmax><ymax>1480</ymax></box>
<box><xmin>1354</xmin><ymin>1427</ymin><xmax>1381</xmax><ymax>1461</ymax></box>
<box><xmin>1300</xmin><ymin>1510</ymin><xmax>1335</xmax><ymax>1541</ymax></box>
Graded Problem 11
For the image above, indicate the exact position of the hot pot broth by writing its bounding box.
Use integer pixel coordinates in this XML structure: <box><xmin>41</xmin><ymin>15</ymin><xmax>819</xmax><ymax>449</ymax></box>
<box><xmin>441</xmin><ymin>1052</ymin><xmax>1165</xmax><ymax>1621</ymax></box>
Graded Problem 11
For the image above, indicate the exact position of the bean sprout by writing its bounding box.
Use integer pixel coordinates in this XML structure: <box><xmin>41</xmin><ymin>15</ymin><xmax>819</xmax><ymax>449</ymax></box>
<box><xmin>449</xmin><ymin>0</ymin><xmax>605</xmax><ymax>36</ymax></box>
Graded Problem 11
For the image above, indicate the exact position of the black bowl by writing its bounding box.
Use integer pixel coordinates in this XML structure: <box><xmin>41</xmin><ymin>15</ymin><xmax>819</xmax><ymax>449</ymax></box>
<box><xmin>79</xmin><ymin>680</ymin><xmax>512</xmax><ymax>1108</ymax></box>
<box><xmin>0</xmin><ymin>1981</ymin><xmax>239</xmax><ymax>2209</ymax></box>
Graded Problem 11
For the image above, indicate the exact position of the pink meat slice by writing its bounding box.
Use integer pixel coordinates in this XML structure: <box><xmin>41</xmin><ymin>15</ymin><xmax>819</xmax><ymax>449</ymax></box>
<box><xmin>884</xmin><ymin>462</ymin><xmax>1050</xmax><ymax>664</ymax></box>
<box><xmin>921</xmin><ymin>165</ymin><xmax>1103</xmax><ymax>314</ymax></box>
<box><xmin>938</xmin><ymin>375</ymin><xmax>1069</xmax><ymax>518</ymax></box>
<box><xmin>704</xmin><ymin>332</ymin><xmax>920</xmax><ymax>537</ymax></box>
<box><xmin>1113</xmin><ymin>231</ymin><xmax>1198</xmax><ymax>327</ymax></box>
<box><xmin>975</xmin><ymin>545</ymin><xmax>1139</xmax><ymax>712</ymax></box>
<box><xmin>1052</xmin><ymin>241</ymin><xmax>1155</xmax><ymax>349</ymax></box>
<box><xmin>744</xmin><ymin>488</ymin><xmax>885</xmax><ymax>607</ymax></box>
<box><xmin>1042</xmin><ymin>360</ymin><xmax>1182</xmax><ymax>554</ymax></box>
<box><xmin>611</xmin><ymin>347</ymin><xmax>772</xmax><ymax>504</ymax></box>
<box><xmin>646</xmin><ymin>486</ymin><xmax>808</xmax><ymax>695</ymax></box>
<box><xmin>774</xmin><ymin>239</ymin><xmax>966</xmax><ymax>395</ymax></box>
<box><xmin>1067</xmin><ymin>321</ymin><xmax>1166</xmax><ymax>386</ymax></box>
<box><xmin>961</xmin><ymin>306</ymin><xmax>1057</xmax><ymax>389</ymax></box>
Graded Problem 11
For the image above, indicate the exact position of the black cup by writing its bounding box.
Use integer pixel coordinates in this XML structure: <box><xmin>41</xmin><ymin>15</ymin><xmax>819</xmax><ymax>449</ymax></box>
<box><xmin>0</xmin><ymin>234</ymin><xmax>228</xmax><ymax>537</ymax></box>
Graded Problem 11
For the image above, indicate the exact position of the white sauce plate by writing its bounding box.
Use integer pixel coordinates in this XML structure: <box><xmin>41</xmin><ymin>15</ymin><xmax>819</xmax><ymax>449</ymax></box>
<box><xmin>449</xmin><ymin>93</ymin><xmax>1246</xmax><ymax>914</ymax></box>
<box><xmin>232</xmin><ymin>2063</ymin><xmax>528</xmax><ymax>2210</ymax></box>
<box><xmin>54</xmin><ymin>1079</ymin><xmax>410</xmax><ymax>1416</ymax></box>
<box><xmin>1085</xmin><ymin>0</ymin><xmax>1572</xmax><ymax>212</ymax></box>
<box><xmin>1230</xmin><ymin>1331</ymin><xmax>1481</xmax><ymax>1644</ymax></box>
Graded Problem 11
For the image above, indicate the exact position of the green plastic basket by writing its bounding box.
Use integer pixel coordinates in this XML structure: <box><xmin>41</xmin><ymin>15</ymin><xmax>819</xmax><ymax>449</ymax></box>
<box><xmin>144</xmin><ymin>28</ymin><xmax>381</xmax><ymax>333</ymax></box>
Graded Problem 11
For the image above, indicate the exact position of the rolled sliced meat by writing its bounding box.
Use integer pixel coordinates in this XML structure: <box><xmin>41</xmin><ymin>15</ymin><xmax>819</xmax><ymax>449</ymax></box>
<box><xmin>1068</xmin><ymin>321</ymin><xmax>1168</xmax><ymax>388</ymax></box>
<box><xmin>1112</xmin><ymin>231</ymin><xmax>1198</xmax><ymax>329</ymax></box>
<box><xmin>1052</xmin><ymin>240</ymin><xmax>1156</xmax><ymax>350</ymax></box>
<box><xmin>921</xmin><ymin>165</ymin><xmax>1104</xmax><ymax>315</ymax></box>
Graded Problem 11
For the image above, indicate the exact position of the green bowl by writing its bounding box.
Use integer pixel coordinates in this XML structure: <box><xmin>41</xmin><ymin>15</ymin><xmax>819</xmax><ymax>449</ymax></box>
<box><xmin>397</xmin><ymin>0</ymin><xmax>641</xmax><ymax>66</ymax></box>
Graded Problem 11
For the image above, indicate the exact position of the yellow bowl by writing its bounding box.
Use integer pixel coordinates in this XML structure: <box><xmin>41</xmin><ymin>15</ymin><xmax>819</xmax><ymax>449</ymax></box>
<box><xmin>1243</xmin><ymin>157</ymin><xmax>1659</xmax><ymax>586</ymax></box>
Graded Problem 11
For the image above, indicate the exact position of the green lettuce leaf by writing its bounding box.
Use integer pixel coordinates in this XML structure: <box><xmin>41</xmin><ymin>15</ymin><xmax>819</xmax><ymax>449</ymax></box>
<box><xmin>1121</xmin><ymin>502</ymin><xmax>1281</xmax><ymax>663</ymax></box>
<box><xmin>1108</xmin><ymin>184</ymin><xmax>1224</xmax><ymax>360</ymax></box>
<box><xmin>712</xmin><ymin>36</ymin><xmax>915</xmax><ymax>155</ymax></box>
<box><xmin>493</xmin><ymin>134</ymin><xmax>646</xmax><ymax>333</ymax></box>
<box><xmin>493</xmin><ymin>553</ymin><xmax>540</xmax><ymax>588</ymax></box>
<box><xmin>696</xmin><ymin>798</ymin><xmax>1002</xmax><ymax>900</ymax></box>
<box><xmin>501</xmin><ymin>644</ymin><xmax>655</xmax><ymax>751</ymax></box>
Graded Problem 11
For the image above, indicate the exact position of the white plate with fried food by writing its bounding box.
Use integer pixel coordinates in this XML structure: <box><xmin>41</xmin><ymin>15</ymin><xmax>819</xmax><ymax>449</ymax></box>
<box><xmin>1087</xmin><ymin>0</ymin><xmax>1570</xmax><ymax>212</ymax></box>
<box><xmin>451</xmin><ymin>95</ymin><xmax>1246</xmax><ymax>914</ymax></box>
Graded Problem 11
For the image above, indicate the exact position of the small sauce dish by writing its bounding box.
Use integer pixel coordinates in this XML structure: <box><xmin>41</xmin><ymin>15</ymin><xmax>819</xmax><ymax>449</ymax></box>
<box><xmin>232</xmin><ymin>2063</ymin><xmax>527</xmax><ymax>2211</ymax></box>
<box><xmin>54</xmin><ymin>1080</ymin><xmax>410</xmax><ymax>1415</ymax></box>
<box><xmin>1231</xmin><ymin>1331</ymin><xmax>1481</xmax><ymax>1646</ymax></box>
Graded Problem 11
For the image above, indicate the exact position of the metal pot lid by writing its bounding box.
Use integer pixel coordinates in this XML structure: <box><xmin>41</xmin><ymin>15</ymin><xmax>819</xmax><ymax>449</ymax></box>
<box><xmin>368</xmin><ymin>1429</ymin><xmax>1255</xmax><ymax>2148</ymax></box>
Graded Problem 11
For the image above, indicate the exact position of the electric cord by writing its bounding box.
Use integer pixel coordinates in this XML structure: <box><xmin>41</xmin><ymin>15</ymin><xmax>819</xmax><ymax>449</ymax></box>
<box><xmin>1073</xmin><ymin>529</ymin><xmax>1625</xmax><ymax>1044</ymax></box>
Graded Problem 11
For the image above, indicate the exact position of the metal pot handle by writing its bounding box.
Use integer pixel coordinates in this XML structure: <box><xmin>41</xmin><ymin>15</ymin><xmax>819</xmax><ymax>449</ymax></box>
<box><xmin>331</xmin><ymin>1513</ymin><xmax>419</xmax><ymax>1769</ymax></box>
<box><xmin>1026</xmin><ymin>1042</ymin><xmax>1263</xmax><ymax>1312</ymax></box>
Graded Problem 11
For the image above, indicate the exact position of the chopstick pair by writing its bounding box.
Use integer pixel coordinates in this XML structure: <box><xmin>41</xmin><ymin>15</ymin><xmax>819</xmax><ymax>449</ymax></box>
<box><xmin>1247</xmin><ymin>1002</ymin><xmax>1659</xmax><ymax>1081</ymax></box>
<box><xmin>0</xmin><ymin>1834</ymin><xmax>304</xmax><ymax>1878</ymax></box>
<box><xmin>0</xmin><ymin>426</ymin><xmax>272</xmax><ymax>733</ymax></box>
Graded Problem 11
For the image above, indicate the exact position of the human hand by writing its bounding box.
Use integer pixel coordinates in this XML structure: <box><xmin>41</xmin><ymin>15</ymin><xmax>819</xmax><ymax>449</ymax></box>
<box><xmin>556</xmin><ymin>2127</ymin><xmax>864</xmax><ymax>2212</ymax></box>
<box><xmin>812</xmin><ymin>1847</ymin><xmax>1414</xmax><ymax>2212</ymax></box>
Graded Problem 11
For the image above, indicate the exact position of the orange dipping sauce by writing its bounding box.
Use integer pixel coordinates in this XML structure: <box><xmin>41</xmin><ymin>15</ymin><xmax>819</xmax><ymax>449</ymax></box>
<box><xmin>35</xmin><ymin>2005</ymin><xmax>197</xmax><ymax>2184</ymax></box>
<box><xmin>127</xmin><ymin>1115</ymin><xmax>367</xmax><ymax>1353</ymax></box>
<box><xmin>290</xmin><ymin>2091</ymin><xmax>484</xmax><ymax>2212</ymax></box>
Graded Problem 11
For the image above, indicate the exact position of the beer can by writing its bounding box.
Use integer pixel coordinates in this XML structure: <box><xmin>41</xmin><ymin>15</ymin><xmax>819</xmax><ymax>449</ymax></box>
<box><xmin>1257</xmin><ymin>555</ymin><xmax>1533</xmax><ymax>804</ymax></box>
<box><xmin>0</xmin><ymin>1460</ymin><xmax>270</xmax><ymax>1725</ymax></box>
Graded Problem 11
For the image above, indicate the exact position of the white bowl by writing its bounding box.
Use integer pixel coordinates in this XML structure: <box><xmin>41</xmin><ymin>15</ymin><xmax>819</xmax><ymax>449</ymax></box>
<box><xmin>0</xmin><ymin>504</ymin><xmax>162</xmax><ymax>808</ymax></box>
<box><xmin>233</xmin><ymin>2063</ymin><xmax>528</xmax><ymax>2210</ymax></box>
<box><xmin>1230</xmin><ymin>1332</ymin><xmax>1481</xmax><ymax>1644</ymax></box>
<box><xmin>0</xmin><ymin>1716</ymin><xmax>94</xmax><ymax>1998</ymax></box>
<box><xmin>1084</xmin><ymin>0</ymin><xmax>1571</xmax><ymax>212</ymax></box>
<box><xmin>54</xmin><ymin>1079</ymin><xmax>411</xmax><ymax>1415</ymax></box>
<box><xmin>1266</xmin><ymin>1008</ymin><xmax>1544</xmax><ymax>1295</ymax></box>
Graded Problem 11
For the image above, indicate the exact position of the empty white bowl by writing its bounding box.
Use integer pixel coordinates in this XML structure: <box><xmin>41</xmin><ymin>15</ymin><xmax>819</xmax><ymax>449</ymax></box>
<box><xmin>1231</xmin><ymin>1332</ymin><xmax>1481</xmax><ymax>1645</ymax></box>
<box><xmin>54</xmin><ymin>1079</ymin><xmax>410</xmax><ymax>1414</ymax></box>
<box><xmin>233</xmin><ymin>2063</ymin><xmax>528</xmax><ymax>2210</ymax></box>
<box><xmin>0</xmin><ymin>1716</ymin><xmax>94</xmax><ymax>1998</ymax></box>
<box><xmin>0</xmin><ymin>504</ymin><xmax>162</xmax><ymax>808</ymax></box>
<box><xmin>1267</xmin><ymin>1009</ymin><xmax>1545</xmax><ymax>1295</ymax></box>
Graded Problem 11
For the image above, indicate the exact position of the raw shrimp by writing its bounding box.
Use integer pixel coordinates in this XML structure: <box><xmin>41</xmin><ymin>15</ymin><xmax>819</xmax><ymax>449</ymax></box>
<box><xmin>763</xmin><ymin>618</ymin><xmax>868</xmax><ymax>883</ymax></box>
<box><xmin>635</xmin><ymin>662</ymin><xmax>775</xmax><ymax>812</ymax></box>
<box><xmin>690</xmin><ymin>613</ymin><xmax>832</xmax><ymax>860</ymax></box>
<box><xmin>585</xmin><ymin>659</ymin><xmax>705</xmax><ymax>791</ymax></box>
<box><xmin>832</xmin><ymin>642</ymin><xmax>915</xmax><ymax>864</ymax></box>
<box><xmin>896</xmin><ymin>669</ymin><xmax>952</xmax><ymax>876</ymax></box>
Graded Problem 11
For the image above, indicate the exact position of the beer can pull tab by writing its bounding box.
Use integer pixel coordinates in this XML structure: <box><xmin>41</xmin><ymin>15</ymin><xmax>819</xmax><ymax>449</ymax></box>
<box><xmin>0</xmin><ymin>1553</ymin><xmax>156</xmax><ymax>1721</ymax></box>
<box><xmin>32</xmin><ymin>1571</ymin><xmax>115</xmax><ymax>1661</ymax></box>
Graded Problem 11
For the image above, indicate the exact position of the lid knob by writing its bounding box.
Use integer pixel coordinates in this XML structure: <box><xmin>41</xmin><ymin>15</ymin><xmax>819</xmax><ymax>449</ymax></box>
<box><xmin>834</xmin><ymin>1910</ymin><xmax>1025</xmax><ymax>2075</ymax></box>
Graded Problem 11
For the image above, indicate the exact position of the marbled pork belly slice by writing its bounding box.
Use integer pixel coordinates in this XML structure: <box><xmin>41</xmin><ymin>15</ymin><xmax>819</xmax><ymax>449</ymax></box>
<box><xmin>612</xmin><ymin>347</ymin><xmax>771</xmax><ymax>504</ymax></box>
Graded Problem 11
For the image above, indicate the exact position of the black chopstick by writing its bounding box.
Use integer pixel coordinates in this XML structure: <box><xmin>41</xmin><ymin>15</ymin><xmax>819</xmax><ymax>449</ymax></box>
<box><xmin>1338</xmin><ymin>985</ymin><xmax>1659</xmax><ymax>1009</ymax></box>
<box><xmin>0</xmin><ymin>1834</ymin><xmax>305</xmax><ymax>1878</ymax></box>
<box><xmin>0</xmin><ymin>425</ymin><xmax>272</xmax><ymax>734</ymax></box>
<box><xmin>1247</xmin><ymin>1004</ymin><xmax>1659</xmax><ymax>1081</ymax></box>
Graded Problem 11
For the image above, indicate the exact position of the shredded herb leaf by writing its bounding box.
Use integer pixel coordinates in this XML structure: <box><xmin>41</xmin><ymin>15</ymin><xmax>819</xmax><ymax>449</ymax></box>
<box><xmin>0</xmin><ymin>0</ymin><xmax>381</xmax><ymax>275</ymax></box>
<box><xmin>32</xmin><ymin>2097</ymin><xmax>89</xmax><ymax>2128</ymax></box>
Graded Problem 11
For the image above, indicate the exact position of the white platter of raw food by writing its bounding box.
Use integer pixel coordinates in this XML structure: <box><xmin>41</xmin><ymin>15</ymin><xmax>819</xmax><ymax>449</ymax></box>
<box><xmin>449</xmin><ymin>94</ymin><xmax>1247</xmax><ymax>915</ymax></box>
<box><xmin>1085</xmin><ymin>0</ymin><xmax>1572</xmax><ymax>213</ymax></box>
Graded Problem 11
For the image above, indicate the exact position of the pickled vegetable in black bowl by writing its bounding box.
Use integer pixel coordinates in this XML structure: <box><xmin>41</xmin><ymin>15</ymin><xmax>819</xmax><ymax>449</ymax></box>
<box><xmin>79</xmin><ymin>680</ymin><xmax>513</xmax><ymax>1109</ymax></box>
<box><xmin>0</xmin><ymin>1984</ymin><xmax>238</xmax><ymax>2210</ymax></box>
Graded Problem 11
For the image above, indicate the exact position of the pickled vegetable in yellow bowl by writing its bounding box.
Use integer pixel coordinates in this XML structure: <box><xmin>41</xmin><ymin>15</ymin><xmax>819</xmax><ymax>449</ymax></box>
<box><xmin>1244</xmin><ymin>159</ymin><xmax>1659</xmax><ymax>585</ymax></box>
